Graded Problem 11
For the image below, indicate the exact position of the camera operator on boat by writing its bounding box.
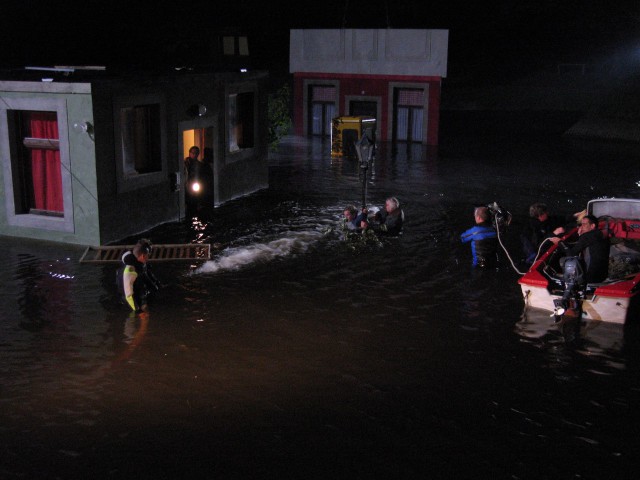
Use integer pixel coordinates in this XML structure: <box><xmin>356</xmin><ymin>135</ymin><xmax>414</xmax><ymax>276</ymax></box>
<box><xmin>549</xmin><ymin>214</ymin><xmax>609</xmax><ymax>284</ymax></box>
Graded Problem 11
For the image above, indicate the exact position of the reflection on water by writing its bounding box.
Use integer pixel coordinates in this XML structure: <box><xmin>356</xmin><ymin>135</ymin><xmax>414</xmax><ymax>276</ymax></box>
<box><xmin>516</xmin><ymin>309</ymin><xmax>629</xmax><ymax>373</ymax></box>
<box><xmin>2</xmin><ymin>121</ymin><xmax>640</xmax><ymax>478</ymax></box>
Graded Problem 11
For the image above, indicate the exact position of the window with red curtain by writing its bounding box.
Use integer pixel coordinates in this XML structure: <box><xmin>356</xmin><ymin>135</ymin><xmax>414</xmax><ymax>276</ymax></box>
<box><xmin>22</xmin><ymin>112</ymin><xmax>63</xmax><ymax>214</ymax></box>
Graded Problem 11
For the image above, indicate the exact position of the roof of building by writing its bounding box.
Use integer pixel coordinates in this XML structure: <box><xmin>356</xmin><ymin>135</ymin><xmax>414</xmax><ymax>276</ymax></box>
<box><xmin>0</xmin><ymin>63</ymin><xmax>266</xmax><ymax>86</ymax></box>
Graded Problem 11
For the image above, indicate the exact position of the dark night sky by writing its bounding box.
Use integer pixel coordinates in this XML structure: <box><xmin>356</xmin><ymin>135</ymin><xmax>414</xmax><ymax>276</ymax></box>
<box><xmin>2</xmin><ymin>1</ymin><xmax>639</xmax><ymax>83</ymax></box>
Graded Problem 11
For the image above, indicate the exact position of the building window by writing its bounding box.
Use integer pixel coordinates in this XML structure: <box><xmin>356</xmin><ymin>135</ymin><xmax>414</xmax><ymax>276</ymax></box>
<box><xmin>114</xmin><ymin>95</ymin><xmax>167</xmax><ymax>192</ymax></box>
<box><xmin>228</xmin><ymin>92</ymin><xmax>254</xmax><ymax>152</ymax></box>
<box><xmin>1</xmin><ymin>97</ymin><xmax>74</xmax><ymax>232</ymax></box>
<box><xmin>223</xmin><ymin>36</ymin><xmax>249</xmax><ymax>56</ymax></box>
<box><xmin>223</xmin><ymin>37</ymin><xmax>235</xmax><ymax>56</ymax></box>
<box><xmin>309</xmin><ymin>85</ymin><xmax>336</xmax><ymax>137</ymax></box>
<box><xmin>119</xmin><ymin>104</ymin><xmax>162</xmax><ymax>175</ymax></box>
<box><xmin>394</xmin><ymin>88</ymin><xmax>425</xmax><ymax>142</ymax></box>
<box><xmin>10</xmin><ymin>111</ymin><xmax>63</xmax><ymax>216</ymax></box>
<box><xmin>238</xmin><ymin>36</ymin><xmax>249</xmax><ymax>56</ymax></box>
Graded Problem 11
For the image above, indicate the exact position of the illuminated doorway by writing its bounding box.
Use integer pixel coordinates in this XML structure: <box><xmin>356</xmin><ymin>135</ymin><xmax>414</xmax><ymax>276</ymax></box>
<box><xmin>182</xmin><ymin>127</ymin><xmax>214</xmax><ymax>164</ymax></box>
<box><xmin>182</xmin><ymin>126</ymin><xmax>215</xmax><ymax>213</ymax></box>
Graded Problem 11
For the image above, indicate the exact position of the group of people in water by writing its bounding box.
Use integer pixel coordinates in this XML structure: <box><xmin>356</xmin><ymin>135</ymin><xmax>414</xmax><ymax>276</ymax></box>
<box><xmin>460</xmin><ymin>201</ymin><xmax>610</xmax><ymax>284</ymax></box>
<box><xmin>117</xmin><ymin>146</ymin><xmax>213</xmax><ymax>314</ymax></box>
<box><xmin>342</xmin><ymin>196</ymin><xmax>405</xmax><ymax>240</ymax></box>
<box><xmin>118</xmin><ymin>196</ymin><xmax>405</xmax><ymax>314</ymax></box>
<box><xmin>118</xmin><ymin>193</ymin><xmax>610</xmax><ymax>314</ymax></box>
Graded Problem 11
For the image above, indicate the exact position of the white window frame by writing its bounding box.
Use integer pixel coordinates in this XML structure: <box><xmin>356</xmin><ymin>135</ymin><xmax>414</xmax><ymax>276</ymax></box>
<box><xmin>302</xmin><ymin>79</ymin><xmax>340</xmax><ymax>138</ymax></box>
<box><xmin>0</xmin><ymin>96</ymin><xmax>74</xmax><ymax>232</ymax></box>
<box><xmin>388</xmin><ymin>82</ymin><xmax>429</xmax><ymax>144</ymax></box>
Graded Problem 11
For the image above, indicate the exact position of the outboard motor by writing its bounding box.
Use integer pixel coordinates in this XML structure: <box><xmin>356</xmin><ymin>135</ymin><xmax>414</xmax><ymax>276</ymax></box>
<box><xmin>552</xmin><ymin>256</ymin><xmax>585</xmax><ymax>323</ymax></box>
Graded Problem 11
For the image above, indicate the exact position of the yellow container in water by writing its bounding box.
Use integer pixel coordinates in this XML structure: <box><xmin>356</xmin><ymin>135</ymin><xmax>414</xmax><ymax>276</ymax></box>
<box><xmin>331</xmin><ymin>116</ymin><xmax>376</xmax><ymax>158</ymax></box>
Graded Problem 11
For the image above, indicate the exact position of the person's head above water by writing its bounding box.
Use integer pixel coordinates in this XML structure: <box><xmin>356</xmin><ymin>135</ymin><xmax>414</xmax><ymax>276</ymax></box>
<box><xmin>133</xmin><ymin>238</ymin><xmax>153</xmax><ymax>262</ymax></box>
<box><xmin>344</xmin><ymin>205</ymin><xmax>357</xmax><ymax>221</ymax></box>
<box><xmin>385</xmin><ymin>197</ymin><xmax>400</xmax><ymax>213</ymax></box>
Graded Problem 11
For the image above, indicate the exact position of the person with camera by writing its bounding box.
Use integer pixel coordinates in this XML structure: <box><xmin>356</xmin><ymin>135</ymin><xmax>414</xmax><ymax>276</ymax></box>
<box><xmin>460</xmin><ymin>206</ymin><xmax>498</xmax><ymax>268</ymax></box>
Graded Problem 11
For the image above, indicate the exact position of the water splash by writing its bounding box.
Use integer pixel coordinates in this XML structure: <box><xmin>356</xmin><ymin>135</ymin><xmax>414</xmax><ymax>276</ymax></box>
<box><xmin>194</xmin><ymin>230</ymin><xmax>325</xmax><ymax>274</ymax></box>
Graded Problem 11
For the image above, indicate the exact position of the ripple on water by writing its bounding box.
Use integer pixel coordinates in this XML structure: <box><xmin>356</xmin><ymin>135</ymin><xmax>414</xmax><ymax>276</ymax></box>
<box><xmin>2</xmin><ymin>132</ymin><xmax>640</xmax><ymax>477</ymax></box>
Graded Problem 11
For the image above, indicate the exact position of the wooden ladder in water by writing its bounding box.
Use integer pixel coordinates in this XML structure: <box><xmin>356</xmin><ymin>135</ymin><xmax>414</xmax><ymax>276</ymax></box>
<box><xmin>79</xmin><ymin>244</ymin><xmax>211</xmax><ymax>264</ymax></box>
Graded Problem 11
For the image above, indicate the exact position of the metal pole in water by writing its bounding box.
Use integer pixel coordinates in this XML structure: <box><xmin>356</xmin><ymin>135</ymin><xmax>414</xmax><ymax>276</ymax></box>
<box><xmin>361</xmin><ymin>163</ymin><xmax>368</xmax><ymax>209</ymax></box>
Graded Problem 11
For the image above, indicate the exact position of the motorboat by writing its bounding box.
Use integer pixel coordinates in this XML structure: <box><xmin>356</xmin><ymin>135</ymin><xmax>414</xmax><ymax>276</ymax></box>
<box><xmin>519</xmin><ymin>198</ymin><xmax>640</xmax><ymax>324</ymax></box>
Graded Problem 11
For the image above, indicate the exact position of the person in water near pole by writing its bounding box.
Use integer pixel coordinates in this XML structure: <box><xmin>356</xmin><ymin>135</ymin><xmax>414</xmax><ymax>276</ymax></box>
<box><xmin>460</xmin><ymin>206</ymin><xmax>498</xmax><ymax>268</ymax></box>
<box><xmin>342</xmin><ymin>205</ymin><xmax>366</xmax><ymax>232</ymax></box>
<box><xmin>116</xmin><ymin>238</ymin><xmax>162</xmax><ymax>313</ymax></box>
<box><xmin>370</xmin><ymin>197</ymin><xmax>404</xmax><ymax>236</ymax></box>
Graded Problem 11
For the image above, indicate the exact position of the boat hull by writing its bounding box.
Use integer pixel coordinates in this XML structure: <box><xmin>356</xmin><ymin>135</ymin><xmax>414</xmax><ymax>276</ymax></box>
<box><xmin>520</xmin><ymin>284</ymin><xmax>631</xmax><ymax>325</ymax></box>
<box><xmin>519</xmin><ymin>198</ymin><xmax>640</xmax><ymax>324</ymax></box>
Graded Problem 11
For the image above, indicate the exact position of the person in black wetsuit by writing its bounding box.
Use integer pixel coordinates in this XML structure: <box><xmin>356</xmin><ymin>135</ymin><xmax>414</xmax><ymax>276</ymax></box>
<box><xmin>550</xmin><ymin>214</ymin><xmax>610</xmax><ymax>283</ymax></box>
<box><xmin>520</xmin><ymin>202</ymin><xmax>569</xmax><ymax>265</ymax></box>
<box><xmin>460</xmin><ymin>206</ymin><xmax>498</xmax><ymax>268</ymax></box>
<box><xmin>116</xmin><ymin>239</ymin><xmax>162</xmax><ymax>313</ymax></box>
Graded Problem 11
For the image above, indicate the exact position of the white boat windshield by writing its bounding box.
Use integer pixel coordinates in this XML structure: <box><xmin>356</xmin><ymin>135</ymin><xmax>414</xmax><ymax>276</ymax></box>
<box><xmin>588</xmin><ymin>199</ymin><xmax>640</xmax><ymax>220</ymax></box>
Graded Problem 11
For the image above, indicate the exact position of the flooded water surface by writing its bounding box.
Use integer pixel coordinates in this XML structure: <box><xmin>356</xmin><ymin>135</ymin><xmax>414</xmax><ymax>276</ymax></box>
<box><xmin>2</xmin><ymin>114</ymin><xmax>640</xmax><ymax>479</ymax></box>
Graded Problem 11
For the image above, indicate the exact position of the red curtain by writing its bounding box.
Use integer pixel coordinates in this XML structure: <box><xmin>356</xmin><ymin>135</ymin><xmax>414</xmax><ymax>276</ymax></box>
<box><xmin>29</xmin><ymin>112</ymin><xmax>63</xmax><ymax>213</ymax></box>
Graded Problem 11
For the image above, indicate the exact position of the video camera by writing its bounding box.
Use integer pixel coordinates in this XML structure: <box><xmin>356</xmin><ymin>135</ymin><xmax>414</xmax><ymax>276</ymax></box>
<box><xmin>486</xmin><ymin>201</ymin><xmax>512</xmax><ymax>233</ymax></box>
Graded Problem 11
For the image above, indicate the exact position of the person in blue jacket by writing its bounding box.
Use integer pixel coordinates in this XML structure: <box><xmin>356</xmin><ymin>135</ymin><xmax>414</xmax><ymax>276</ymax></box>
<box><xmin>460</xmin><ymin>206</ymin><xmax>498</xmax><ymax>268</ymax></box>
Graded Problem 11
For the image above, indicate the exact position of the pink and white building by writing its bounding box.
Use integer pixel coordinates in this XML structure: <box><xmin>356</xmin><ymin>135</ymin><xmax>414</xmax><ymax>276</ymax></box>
<box><xmin>289</xmin><ymin>29</ymin><xmax>448</xmax><ymax>145</ymax></box>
